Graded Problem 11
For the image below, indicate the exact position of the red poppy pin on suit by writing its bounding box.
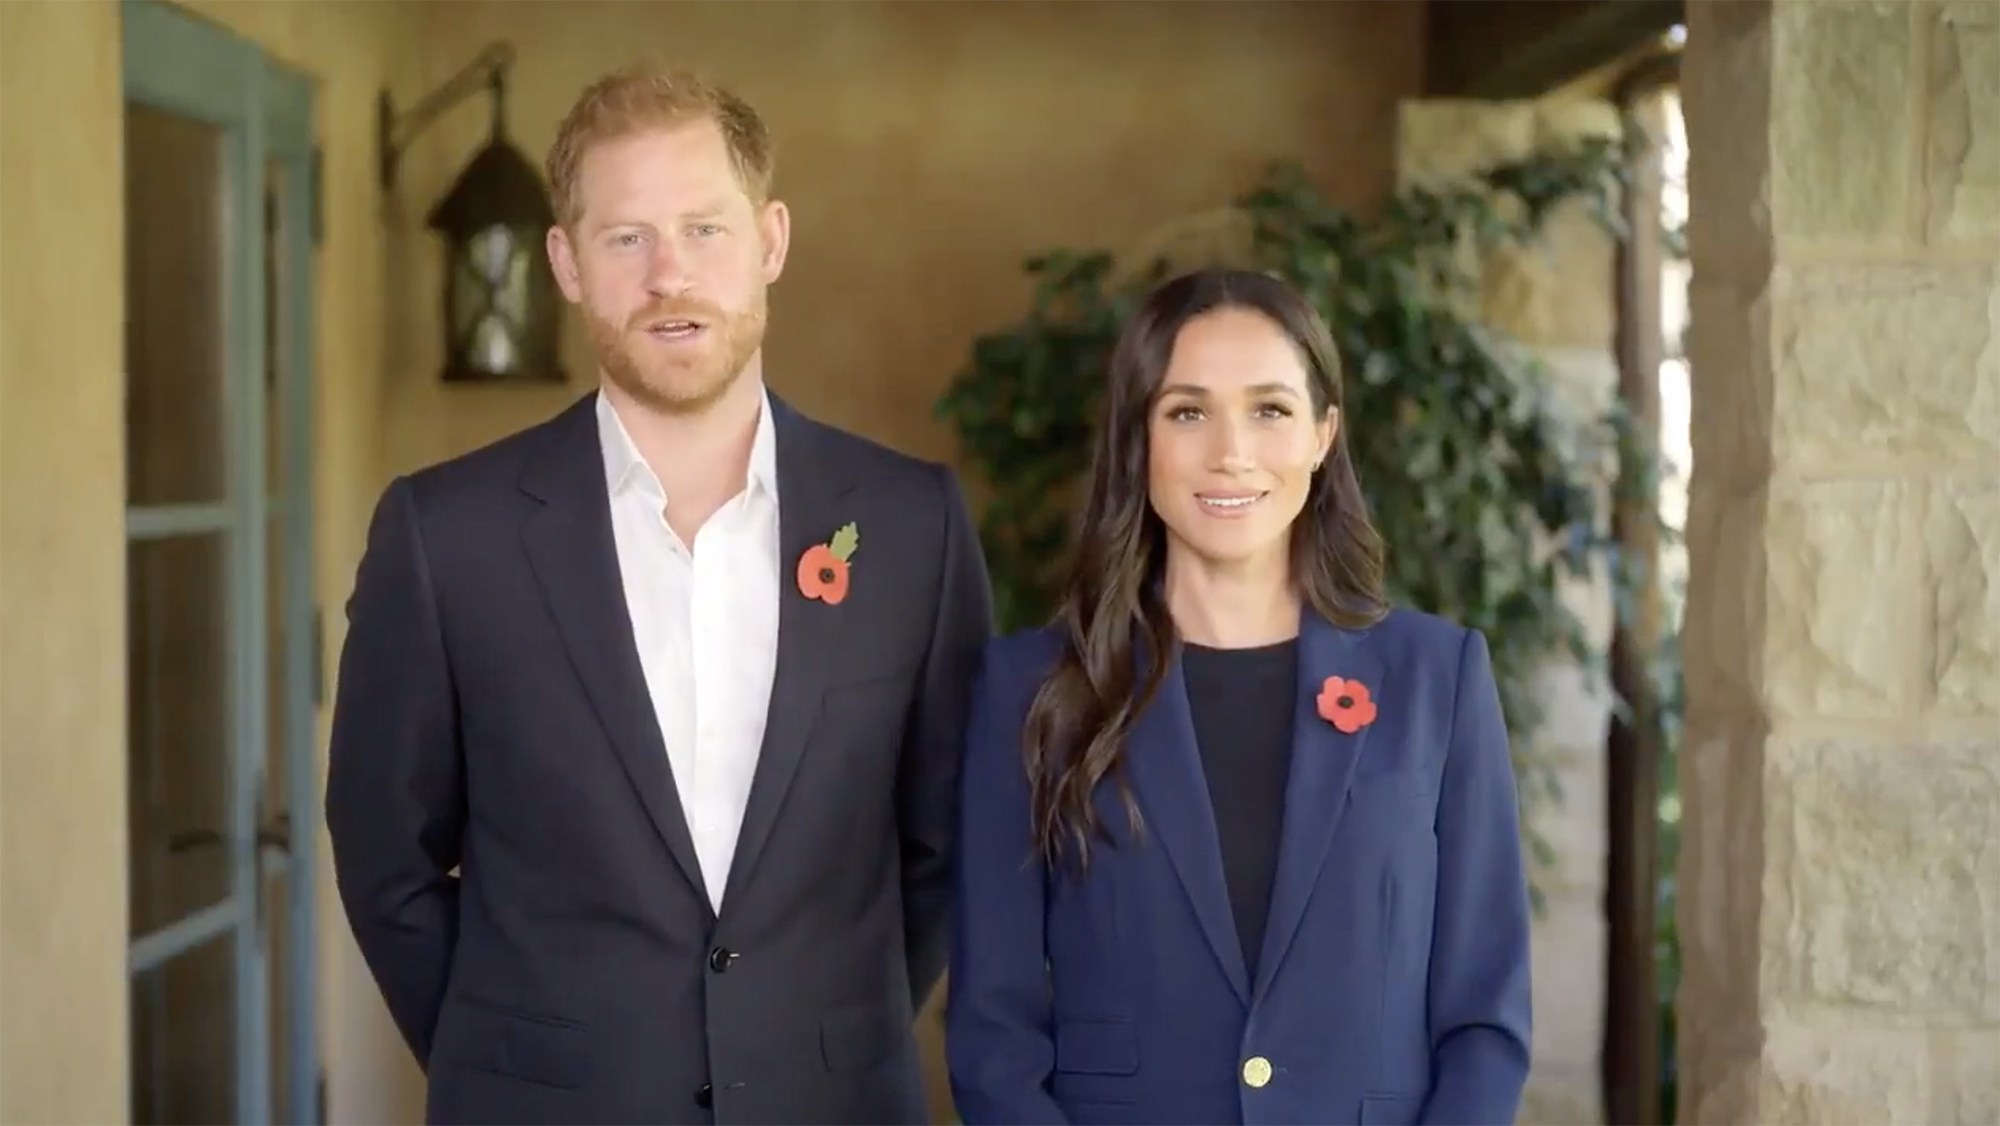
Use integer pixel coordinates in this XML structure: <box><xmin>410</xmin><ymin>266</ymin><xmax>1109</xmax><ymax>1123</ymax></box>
<box><xmin>1317</xmin><ymin>675</ymin><xmax>1378</xmax><ymax>734</ymax></box>
<box><xmin>797</xmin><ymin>521</ymin><xmax>860</xmax><ymax>605</ymax></box>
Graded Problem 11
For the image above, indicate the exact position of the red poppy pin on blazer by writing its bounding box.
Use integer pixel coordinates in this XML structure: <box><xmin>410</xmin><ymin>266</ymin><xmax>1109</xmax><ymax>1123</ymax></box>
<box><xmin>797</xmin><ymin>521</ymin><xmax>860</xmax><ymax>605</ymax></box>
<box><xmin>1316</xmin><ymin>675</ymin><xmax>1378</xmax><ymax>735</ymax></box>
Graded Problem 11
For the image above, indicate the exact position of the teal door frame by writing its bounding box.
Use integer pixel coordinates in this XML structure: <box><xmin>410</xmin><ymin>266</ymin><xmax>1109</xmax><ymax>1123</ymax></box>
<box><xmin>121</xmin><ymin>1</ymin><xmax>320</xmax><ymax>1122</ymax></box>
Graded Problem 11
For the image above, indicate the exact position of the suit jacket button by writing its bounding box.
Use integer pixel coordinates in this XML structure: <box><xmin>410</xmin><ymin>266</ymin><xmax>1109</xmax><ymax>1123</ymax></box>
<box><xmin>708</xmin><ymin>946</ymin><xmax>736</xmax><ymax>973</ymax></box>
<box><xmin>1241</xmin><ymin>1056</ymin><xmax>1273</xmax><ymax>1088</ymax></box>
<box><xmin>694</xmin><ymin>1082</ymin><xmax>713</xmax><ymax>1108</ymax></box>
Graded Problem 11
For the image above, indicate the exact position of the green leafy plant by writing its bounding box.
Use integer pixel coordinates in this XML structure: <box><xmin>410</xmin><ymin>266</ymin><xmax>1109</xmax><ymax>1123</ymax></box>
<box><xmin>937</xmin><ymin>139</ymin><xmax>1642</xmax><ymax>889</ymax></box>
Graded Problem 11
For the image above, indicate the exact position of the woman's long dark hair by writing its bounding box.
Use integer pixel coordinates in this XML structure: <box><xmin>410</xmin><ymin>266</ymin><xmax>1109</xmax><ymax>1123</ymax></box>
<box><xmin>1022</xmin><ymin>267</ymin><xmax>1388</xmax><ymax>875</ymax></box>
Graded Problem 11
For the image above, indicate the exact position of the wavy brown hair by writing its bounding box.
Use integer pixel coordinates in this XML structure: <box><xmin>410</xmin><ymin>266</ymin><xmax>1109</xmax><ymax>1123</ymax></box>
<box><xmin>1022</xmin><ymin>267</ymin><xmax>1388</xmax><ymax>874</ymax></box>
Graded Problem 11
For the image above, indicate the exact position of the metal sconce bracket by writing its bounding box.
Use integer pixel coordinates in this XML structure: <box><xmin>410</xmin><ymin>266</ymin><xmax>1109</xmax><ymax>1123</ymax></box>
<box><xmin>377</xmin><ymin>41</ymin><xmax>518</xmax><ymax>191</ymax></box>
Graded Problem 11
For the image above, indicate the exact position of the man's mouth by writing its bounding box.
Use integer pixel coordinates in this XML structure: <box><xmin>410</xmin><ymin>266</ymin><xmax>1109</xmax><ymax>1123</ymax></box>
<box><xmin>646</xmin><ymin>319</ymin><xmax>707</xmax><ymax>341</ymax></box>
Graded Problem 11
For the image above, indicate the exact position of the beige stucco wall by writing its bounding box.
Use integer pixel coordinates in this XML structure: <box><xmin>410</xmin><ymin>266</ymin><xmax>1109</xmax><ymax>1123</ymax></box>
<box><xmin>0</xmin><ymin>2</ymin><xmax>1427</xmax><ymax>1122</ymax></box>
<box><xmin>0</xmin><ymin>0</ymin><xmax>426</xmax><ymax>1120</ymax></box>
<box><xmin>1677</xmin><ymin>1</ymin><xmax>2000</xmax><ymax>1122</ymax></box>
<box><xmin>0</xmin><ymin>2</ymin><xmax>132</xmax><ymax>1119</ymax></box>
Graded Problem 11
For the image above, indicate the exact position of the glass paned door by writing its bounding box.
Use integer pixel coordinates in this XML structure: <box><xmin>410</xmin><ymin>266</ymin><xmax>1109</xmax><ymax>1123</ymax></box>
<box><xmin>122</xmin><ymin>2</ymin><xmax>319</xmax><ymax>1122</ymax></box>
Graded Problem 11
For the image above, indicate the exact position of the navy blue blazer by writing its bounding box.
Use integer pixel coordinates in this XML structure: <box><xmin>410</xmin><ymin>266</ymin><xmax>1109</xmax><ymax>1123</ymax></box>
<box><xmin>946</xmin><ymin>607</ymin><xmax>1531</xmax><ymax>1126</ymax></box>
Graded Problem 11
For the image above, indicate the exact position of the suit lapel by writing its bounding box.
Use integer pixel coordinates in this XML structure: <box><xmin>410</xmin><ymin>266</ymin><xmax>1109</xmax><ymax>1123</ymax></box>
<box><xmin>1127</xmin><ymin>648</ymin><xmax>1252</xmax><ymax>1005</ymax></box>
<box><xmin>718</xmin><ymin>398</ymin><xmax>860</xmax><ymax>911</ymax></box>
<box><xmin>1251</xmin><ymin>610</ymin><xmax>1382</xmax><ymax>1003</ymax></box>
<box><xmin>518</xmin><ymin>394</ymin><xmax>710</xmax><ymax>910</ymax></box>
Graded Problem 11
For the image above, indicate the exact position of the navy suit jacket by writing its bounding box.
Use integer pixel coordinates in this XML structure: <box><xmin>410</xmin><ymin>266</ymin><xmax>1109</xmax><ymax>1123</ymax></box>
<box><xmin>326</xmin><ymin>393</ymin><xmax>993</xmax><ymax>1124</ymax></box>
<box><xmin>946</xmin><ymin>608</ymin><xmax>1531</xmax><ymax>1126</ymax></box>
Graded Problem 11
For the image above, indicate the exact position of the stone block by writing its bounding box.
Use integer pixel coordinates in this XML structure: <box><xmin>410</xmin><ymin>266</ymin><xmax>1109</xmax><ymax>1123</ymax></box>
<box><xmin>1396</xmin><ymin>97</ymin><xmax>1619</xmax><ymax>350</ymax></box>
<box><xmin>1522</xmin><ymin>733</ymin><xmax>1605</xmax><ymax>895</ymax></box>
<box><xmin>1529</xmin><ymin>656</ymin><xmax>1613</xmax><ymax>761</ymax></box>
<box><xmin>1685</xmin><ymin>280</ymin><xmax>1774</xmax><ymax>490</ymax></box>
<box><xmin>1684</xmin><ymin>1</ymin><xmax>1775</xmax><ymax>283</ymax></box>
<box><xmin>1685</xmin><ymin>1049</ymin><xmax>1763</xmax><ymax>1126</ymax></box>
<box><xmin>1929</xmin><ymin>1029</ymin><xmax>2000</xmax><ymax>1123</ymax></box>
<box><xmin>1396</xmin><ymin>99</ymin><xmax>1538</xmax><ymax>186</ymax></box>
<box><xmin>1925</xmin><ymin>1</ymin><xmax>2000</xmax><ymax>246</ymax></box>
<box><xmin>1766</xmin><ymin>738</ymin><xmax>2000</xmax><ymax>1022</ymax></box>
<box><xmin>1764</xmin><ymin>479</ymin><xmax>1925</xmax><ymax>721</ymax></box>
<box><xmin>1757</xmin><ymin>1023</ymin><xmax>2000</xmax><ymax>1125</ymax></box>
<box><xmin>1680</xmin><ymin>487</ymin><xmax>1768</xmax><ymax>723</ymax></box>
<box><xmin>1925</xmin><ymin>476</ymin><xmax>2000</xmax><ymax>716</ymax></box>
<box><xmin>1758</xmin><ymin>1022</ymin><xmax>1933</xmax><ymax>1125</ymax></box>
<box><xmin>1672</xmin><ymin>726</ymin><xmax>1766</xmax><ymax>1053</ymax></box>
<box><xmin>1528</xmin><ymin>886</ymin><xmax>1607</xmax><ymax>1069</ymax></box>
<box><xmin>1769</xmin><ymin>262</ymin><xmax>2000</xmax><ymax>468</ymax></box>
<box><xmin>1533</xmin><ymin>100</ymin><xmax>1621</xmax><ymax>149</ymax></box>
<box><xmin>1518</xmin><ymin>1068</ymin><xmax>1602</xmax><ymax>1126</ymax></box>
<box><xmin>1771</xmin><ymin>0</ymin><xmax>1913</xmax><ymax>245</ymax></box>
<box><xmin>1483</xmin><ymin>206</ymin><xmax>1617</xmax><ymax>349</ymax></box>
<box><xmin>1561</xmin><ymin>557</ymin><xmax>1615</xmax><ymax>651</ymax></box>
<box><xmin>1533</xmin><ymin>347</ymin><xmax>1620</xmax><ymax>419</ymax></box>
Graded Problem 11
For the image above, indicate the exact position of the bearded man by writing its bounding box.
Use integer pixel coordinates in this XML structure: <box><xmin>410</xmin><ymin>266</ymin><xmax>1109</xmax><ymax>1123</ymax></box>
<box><xmin>326</xmin><ymin>64</ymin><xmax>993</xmax><ymax>1126</ymax></box>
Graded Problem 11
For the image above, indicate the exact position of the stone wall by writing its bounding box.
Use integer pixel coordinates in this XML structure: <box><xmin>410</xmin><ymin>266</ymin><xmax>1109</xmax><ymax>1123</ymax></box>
<box><xmin>1398</xmin><ymin>96</ymin><xmax>1625</xmax><ymax>1126</ymax></box>
<box><xmin>1677</xmin><ymin>2</ymin><xmax>2000</xmax><ymax>1123</ymax></box>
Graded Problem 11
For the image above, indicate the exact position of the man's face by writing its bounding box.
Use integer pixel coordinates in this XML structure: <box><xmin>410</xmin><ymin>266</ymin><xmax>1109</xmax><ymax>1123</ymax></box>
<box><xmin>547</xmin><ymin>118</ymin><xmax>790</xmax><ymax>415</ymax></box>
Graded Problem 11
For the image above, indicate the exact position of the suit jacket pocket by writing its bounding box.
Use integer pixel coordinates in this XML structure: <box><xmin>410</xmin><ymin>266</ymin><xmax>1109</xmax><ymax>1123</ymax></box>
<box><xmin>1053</xmin><ymin>1019</ymin><xmax>1138</xmax><ymax>1076</ymax></box>
<box><xmin>437</xmin><ymin>995</ymin><xmax>590</xmax><ymax>1090</ymax></box>
<box><xmin>819</xmin><ymin>998</ymin><xmax>902</xmax><ymax>1072</ymax></box>
<box><xmin>1050</xmin><ymin>1018</ymin><xmax>1138</xmax><ymax>1107</ymax></box>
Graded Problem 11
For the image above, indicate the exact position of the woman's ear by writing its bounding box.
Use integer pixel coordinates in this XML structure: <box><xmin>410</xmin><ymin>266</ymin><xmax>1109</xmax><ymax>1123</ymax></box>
<box><xmin>1317</xmin><ymin>407</ymin><xmax>1340</xmax><ymax>467</ymax></box>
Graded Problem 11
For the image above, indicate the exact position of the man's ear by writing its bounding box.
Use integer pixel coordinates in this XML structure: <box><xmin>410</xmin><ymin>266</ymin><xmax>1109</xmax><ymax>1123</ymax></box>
<box><xmin>757</xmin><ymin>198</ymin><xmax>791</xmax><ymax>284</ymax></box>
<box><xmin>546</xmin><ymin>224</ymin><xmax>584</xmax><ymax>303</ymax></box>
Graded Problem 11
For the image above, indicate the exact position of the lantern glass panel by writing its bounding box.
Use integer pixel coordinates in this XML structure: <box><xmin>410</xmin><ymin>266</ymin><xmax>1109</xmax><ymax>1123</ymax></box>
<box><xmin>447</xmin><ymin>223</ymin><xmax>540</xmax><ymax>378</ymax></box>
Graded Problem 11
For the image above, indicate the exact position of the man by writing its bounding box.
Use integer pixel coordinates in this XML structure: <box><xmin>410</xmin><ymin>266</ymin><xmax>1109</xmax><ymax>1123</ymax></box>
<box><xmin>326</xmin><ymin>65</ymin><xmax>992</xmax><ymax>1125</ymax></box>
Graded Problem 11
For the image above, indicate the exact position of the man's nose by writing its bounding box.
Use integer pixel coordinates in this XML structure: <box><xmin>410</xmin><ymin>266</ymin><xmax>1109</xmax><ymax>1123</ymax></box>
<box><xmin>644</xmin><ymin>241</ymin><xmax>694</xmax><ymax>296</ymax></box>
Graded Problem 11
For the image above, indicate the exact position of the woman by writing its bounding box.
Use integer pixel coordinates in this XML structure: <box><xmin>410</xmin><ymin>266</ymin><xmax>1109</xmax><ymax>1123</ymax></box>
<box><xmin>946</xmin><ymin>268</ymin><xmax>1531</xmax><ymax>1126</ymax></box>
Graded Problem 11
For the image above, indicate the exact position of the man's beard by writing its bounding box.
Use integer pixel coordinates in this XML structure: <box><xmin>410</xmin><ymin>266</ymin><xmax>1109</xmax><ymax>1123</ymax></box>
<box><xmin>590</xmin><ymin>290</ymin><xmax>767</xmax><ymax>416</ymax></box>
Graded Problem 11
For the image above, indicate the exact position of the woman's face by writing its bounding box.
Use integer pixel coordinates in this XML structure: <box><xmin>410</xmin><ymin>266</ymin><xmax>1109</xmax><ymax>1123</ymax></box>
<box><xmin>1146</xmin><ymin>307</ymin><xmax>1335</xmax><ymax>575</ymax></box>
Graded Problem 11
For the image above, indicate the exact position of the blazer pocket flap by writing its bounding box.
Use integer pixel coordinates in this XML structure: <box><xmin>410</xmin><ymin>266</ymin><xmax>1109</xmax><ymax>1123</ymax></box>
<box><xmin>447</xmin><ymin>997</ymin><xmax>590</xmax><ymax>1090</ymax></box>
<box><xmin>1053</xmin><ymin>1019</ymin><xmax>1139</xmax><ymax>1076</ymax></box>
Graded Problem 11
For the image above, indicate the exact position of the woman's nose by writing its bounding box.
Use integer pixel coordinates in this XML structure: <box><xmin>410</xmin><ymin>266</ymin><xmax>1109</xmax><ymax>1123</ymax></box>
<box><xmin>1212</xmin><ymin>423</ymin><xmax>1256</xmax><ymax>472</ymax></box>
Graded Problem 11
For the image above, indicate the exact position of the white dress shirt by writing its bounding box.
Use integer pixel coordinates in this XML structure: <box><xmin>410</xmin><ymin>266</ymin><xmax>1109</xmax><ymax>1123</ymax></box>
<box><xmin>597</xmin><ymin>389</ymin><xmax>781</xmax><ymax>913</ymax></box>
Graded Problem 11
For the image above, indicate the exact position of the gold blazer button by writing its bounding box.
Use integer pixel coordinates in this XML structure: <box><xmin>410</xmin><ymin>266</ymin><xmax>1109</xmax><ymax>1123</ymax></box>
<box><xmin>1241</xmin><ymin>1056</ymin><xmax>1273</xmax><ymax>1088</ymax></box>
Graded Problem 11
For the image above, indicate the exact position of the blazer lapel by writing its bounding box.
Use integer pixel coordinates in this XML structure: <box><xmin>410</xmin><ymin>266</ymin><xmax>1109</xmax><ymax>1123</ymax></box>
<box><xmin>1127</xmin><ymin>648</ymin><xmax>1252</xmax><ymax>1006</ymax></box>
<box><xmin>1252</xmin><ymin>609</ymin><xmax>1382</xmax><ymax>1003</ymax></box>
<box><xmin>718</xmin><ymin>397</ymin><xmax>860</xmax><ymax>911</ymax></box>
<box><xmin>519</xmin><ymin>394</ymin><xmax>710</xmax><ymax>909</ymax></box>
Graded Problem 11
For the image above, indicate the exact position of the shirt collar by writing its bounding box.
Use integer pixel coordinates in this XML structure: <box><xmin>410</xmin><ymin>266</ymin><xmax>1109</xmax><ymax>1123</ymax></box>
<box><xmin>596</xmin><ymin>387</ymin><xmax>779</xmax><ymax>504</ymax></box>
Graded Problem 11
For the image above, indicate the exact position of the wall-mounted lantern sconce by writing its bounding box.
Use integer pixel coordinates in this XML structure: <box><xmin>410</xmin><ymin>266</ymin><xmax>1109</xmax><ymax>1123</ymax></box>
<box><xmin>379</xmin><ymin>42</ymin><xmax>565</xmax><ymax>385</ymax></box>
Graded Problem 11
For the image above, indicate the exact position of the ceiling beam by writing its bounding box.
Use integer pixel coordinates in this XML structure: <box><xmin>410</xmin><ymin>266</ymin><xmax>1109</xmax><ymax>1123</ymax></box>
<box><xmin>1427</xmin><ymin>0</ymin><xmax>1684</xmax><ymax>99</ymax></box>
